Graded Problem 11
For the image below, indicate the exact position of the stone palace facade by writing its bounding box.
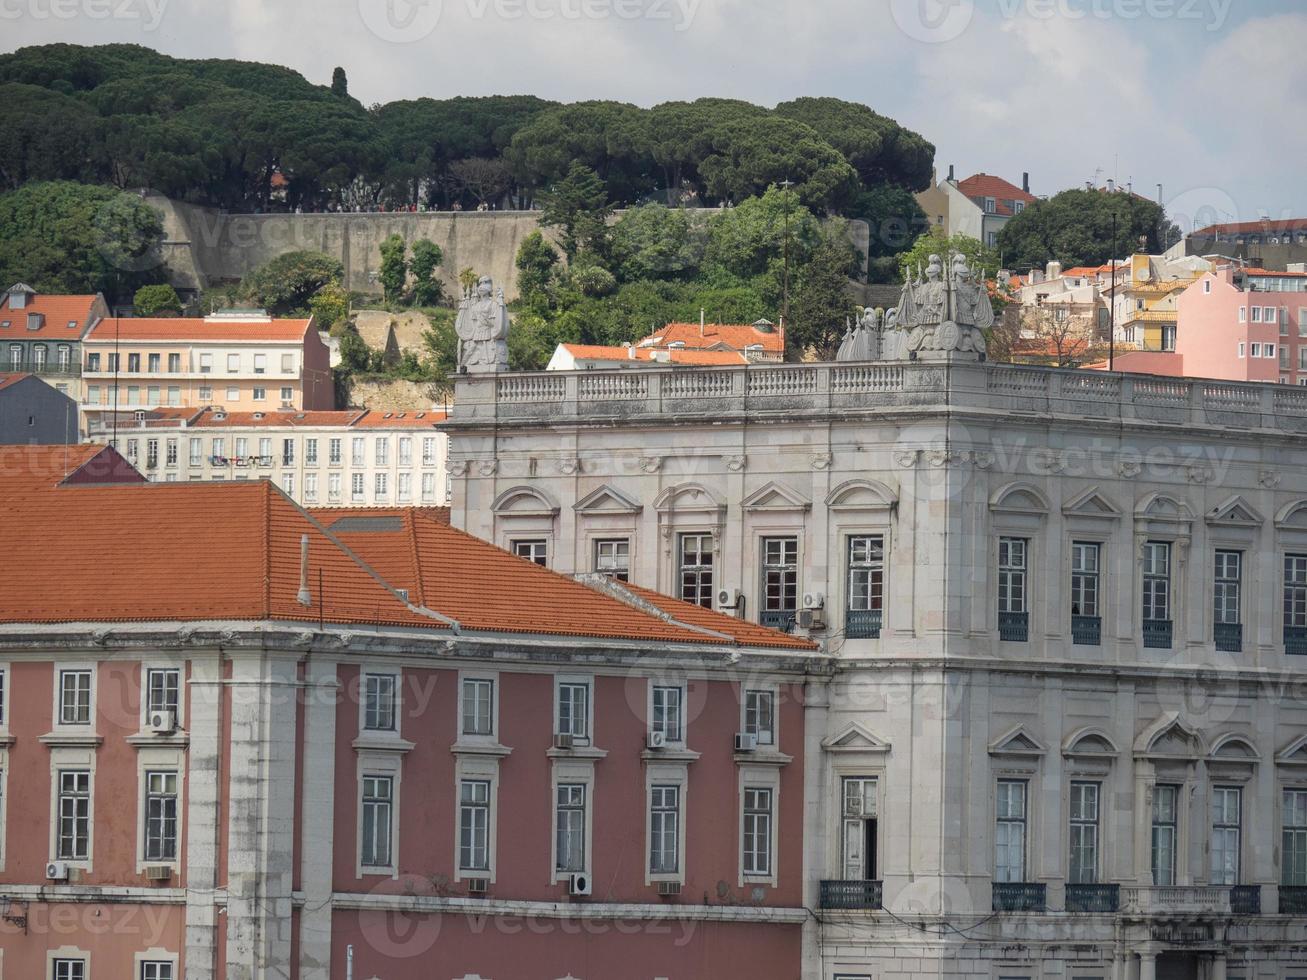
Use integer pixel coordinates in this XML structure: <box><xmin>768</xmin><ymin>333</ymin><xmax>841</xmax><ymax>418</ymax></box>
<box><xmin>446</xmin><ymin>355</ymin><xmax>1307</xmax><ymax>980</ymax></box>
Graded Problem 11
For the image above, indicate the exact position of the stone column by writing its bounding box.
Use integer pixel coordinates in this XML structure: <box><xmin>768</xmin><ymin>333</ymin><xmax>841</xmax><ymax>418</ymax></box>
<box><xmin>298</xmin><ymin>658</ymin><xmax>339</xmax><ymax>980</ymax></box>
<box><xmin>1211</xmin><ymin>953</ymin><xmax>1227</xmax><ymax>980</ymax></box>
<box><xmin>1139</xmin><ymin>952</ymin><xmax>1157</xmax><ymax>980</ymax></box>
<box><xmin>183</xmin><ymin>652</ymin><xmax>224</xmax><ymax>980</ymax></box>
<box><xmin>800</xmin><ymin>677</ymin><xmax>830</xmax><ymax>980</ymax></box>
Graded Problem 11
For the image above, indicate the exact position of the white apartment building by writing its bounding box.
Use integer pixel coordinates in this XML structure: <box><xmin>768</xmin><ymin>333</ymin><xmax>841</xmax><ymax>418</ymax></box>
<box><xmin>446</xmin><ymin>355</ymin><xmax>1307</xmax><ymax>980</ymax></box>
<box><xmin>92</xmin><ymin>408</ymin><xmax>450</xmax><ymax>508</ymax></box>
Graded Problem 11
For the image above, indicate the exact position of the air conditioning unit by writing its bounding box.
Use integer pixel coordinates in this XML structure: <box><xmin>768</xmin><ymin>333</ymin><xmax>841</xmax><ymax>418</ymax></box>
<box><xmin>145</xmin><ymin>865</ymin><xmax>172</xmax><ymax>882</ymax></box>
<box><xmin>735</xmin><ymin>732</ymin><xmax>758</xmax><ymax>752</ymax></box>
<box><xmin>647</xmin><ymin>730</ymin><xmax>667</xmax><ymax>750</ymax></box>
<box><xmin>466</xmin><ymin>877</ymin><xmax>488</xmax><ymax>895</ymax></box>
<box><xmin>657</xmin><ymin>880</ymin><xmax>682</xmax><ymax>897</ymax></box>
<box><xmin>553</xmin><ymin>733</ymin><xmax>574</xmax><ymax>750</ymax></box>
<box><xmin>796</xmin><ymin>609</ymin><xmax>826</xmax><ymax>631</ymax></box>
<box><xmin>46</xmin><ymin>861</ymin><xmax>70</xmax><ymax>881</ymax></box>
<box><xmin>716</xmin><ymin>587</ymin><xmax>741</xmax><ymax>610</ymax></box>
<box><xmin>567</xmin><ymin>872</ymin><xmax>591</xmax><ymax>896</ymax></box>
<box><xmin>802</xmin><ymin>592</ymin><xmax>825</xmax><ymax>610</ymax></box>
<box><xmin>148</xmin><ymin>710</ymin><xmax>176</xmax><ymax>735</ymax></box>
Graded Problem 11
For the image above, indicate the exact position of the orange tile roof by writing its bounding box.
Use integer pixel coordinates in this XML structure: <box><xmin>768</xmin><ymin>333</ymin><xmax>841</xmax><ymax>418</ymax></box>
<box><xmin>1193</xmin><ymin>219</ymin><xmax>1307</xmax><ymax>237</ymax></box>
<box><xmin>189</xmin><ymin>409</ymin><xmax>364</xmax><ymax>428</ymax></box>
<box><xmin>957</xmin><ymin>173</ymin><xmax>1036</xmax><ymax>216</ymax></box>
<box><xmin>0</xmin><ymin>478</ymin><xmax>431</xmax><ymax>627</ymax></box>
<box><xmin>0</xmin><ymin>444</ymin><xmax>144</xmax><ymax>493</ymax></box>
<box><xmin>639</xmin><ymin>321</ymin><xmax>784</xmax><ymax>355</ymax></box>
<box><xmin>562</xmin><ymin>344</ymin><xmax>747</xmax><ymax>366</ymax></box>
<box><xmin>312</xmin><ymin>507</ymin><xmax>814</xmax><ymax>650</ymax></box>
<box><xmin>0</xmin><ymin>373</ymin><xmax>31</xmax><ymax>393</ymax></box>
<box><xmin>351</xmin><ymin>410</ymin><xmax>449</xmax><ymax>428</ymax></box>
<box><xmin>0</xmin><ymin>291</ymin><xmax>101</xmax><ymax>337</ymax></box>
<box><xmin>85</xmin><ymin>317</ymin><xmax>313</xmax><ymax>343</ymax></box>
<box><xmin>1241</xmin><ymin>267</ymin><xmax>1307</xmax><ymax>278</ymax></box>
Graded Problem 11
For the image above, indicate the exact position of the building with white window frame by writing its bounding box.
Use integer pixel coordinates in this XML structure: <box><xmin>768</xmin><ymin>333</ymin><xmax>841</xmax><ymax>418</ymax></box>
<box><xmin>447</xmin><ymin>350</ymin><xmax>1307</xmax><ymax>980</ymax></box>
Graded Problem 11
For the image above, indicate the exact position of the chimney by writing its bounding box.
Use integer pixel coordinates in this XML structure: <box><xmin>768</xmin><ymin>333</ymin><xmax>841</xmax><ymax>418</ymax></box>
<box><xmin>947</xmin><ymin>164</ymin><xmax>956</xmax><ymax>183</ymax></box>
<box><xmin>1107</xmin><ymin>179</ymin><xmax>1115</xmax><ymax>193</ymax></box>
<box><xmin>1022</xmin><ymin>172</ymin><xmax>1030</xmax><ymax>194</ymax></box>
<box><xmin>699</xmin><ymin>309</ymin><xmax>705</xmax><ymax>337</ymax></box>
<box><xmin>297</xmin><ymin>534</ymin><xmax>312</xmax><ymax>606</ymax></box>
<box><xmin>1157</xmin><ymin>183</ymin><xmax>1163</xmax><ymax>203</ymax></box>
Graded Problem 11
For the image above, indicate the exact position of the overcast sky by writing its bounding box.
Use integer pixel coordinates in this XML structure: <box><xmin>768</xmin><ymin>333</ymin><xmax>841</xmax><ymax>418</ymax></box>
<box><xmin>6</xmin><ymin>0</ymin><xmax>1306</xmax><ymax>226</ymax></box>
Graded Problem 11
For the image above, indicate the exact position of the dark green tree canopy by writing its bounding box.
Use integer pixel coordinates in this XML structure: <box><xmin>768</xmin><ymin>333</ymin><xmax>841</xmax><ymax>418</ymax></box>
<box><xmin>238</xmin><ymin>250</ymin><xmax>344</xmax><ymax>314</ymax></box>
<box><xmin>997</xmin><ymin>189</ymin><xmax>1181</xmax><ymax>270</ymax></box>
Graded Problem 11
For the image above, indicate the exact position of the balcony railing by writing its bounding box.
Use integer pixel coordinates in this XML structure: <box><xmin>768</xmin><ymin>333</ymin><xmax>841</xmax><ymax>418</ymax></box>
<box><xmin>992</xmin><ymin>882</ymin><xmax>1046</xmax><ymax>912</ymax></box>
<box><xmin>759</xmin><ymin>611</ymin><xmax>795</xmax><ymax>632</ymax></box>
<box><xmin>845</xmin><ymin>609</ymin><xmax>883</xmax><ymax>640</ymax></box>
<box><xmin>2</xmin><ymin>357</ymin><xmax>81</xmax><ymax>377</ymax></box>
<box><xmin>1230</xmin><ymin>885</ymin><xmax>1260</xmax><ymax>914</ymax></box>
<box><xmin>1065</xmin><ymin>883</ymin><xmax>1119</xmax><ymax>912</ymax></box>
<box><xmin>1072</xmin><ymin>615</ymin><xmax>1101</xmax><ymax>646</ymax></box>
<box><xmin>1120</xmin><ymin>885</ymin><xmax>1230</xmax><ymax>915</ymax></box>
<box><xmin>1214</xmin><ymin>622</ymin><xmax>1243</xmax><ymax>653</ymax></box>
<box><xmin>1279</xmin><ymin>885</ymin><xmax>1307</xmax><ymax>914</ymax></box>
<box><xmin>819</xmin><ymin>879</ymin><xmax>882</xmax><ymax>910</ymax></box>
<box><xmin>999</xmin><ymin>611</ymin><xmax>1029</xmax><ymax>643</ymax></box>
<box><xmin>1143</xmin><ymin>619</ymin><xmax>1173</xmax><ymax>650</ymax></box>
<box><xmin>1286</xmin><ymin>626</ymin><xmax>1307</xmax><ymax>657</ymax></box>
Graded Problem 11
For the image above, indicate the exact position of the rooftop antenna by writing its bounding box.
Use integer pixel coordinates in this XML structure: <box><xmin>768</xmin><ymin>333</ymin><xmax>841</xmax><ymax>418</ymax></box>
<box><xmin>296</xmin><ymin>534</ymin><xmax>312</xmax><ymax>606</ymax></box>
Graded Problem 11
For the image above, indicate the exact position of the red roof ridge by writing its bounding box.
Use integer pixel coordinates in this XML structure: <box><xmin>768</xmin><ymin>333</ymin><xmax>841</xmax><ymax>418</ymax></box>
<box><xmin>576</xmin><ymin>573</ymin><xmax>739</xmax><ymax>643</ymax></box>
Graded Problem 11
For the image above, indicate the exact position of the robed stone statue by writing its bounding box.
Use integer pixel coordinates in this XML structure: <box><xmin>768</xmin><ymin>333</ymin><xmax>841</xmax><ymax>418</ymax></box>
<box><xmin>455</xmin><ymin>275</ymin><xmax>510</xmax><ymax>374</ymax></box>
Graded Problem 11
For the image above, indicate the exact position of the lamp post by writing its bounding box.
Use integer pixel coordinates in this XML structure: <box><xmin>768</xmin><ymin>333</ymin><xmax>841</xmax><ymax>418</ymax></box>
<box><xmin>780</xmin><ymin>179</ymin><xmax>795</xmax><ymax>331</ymax></box>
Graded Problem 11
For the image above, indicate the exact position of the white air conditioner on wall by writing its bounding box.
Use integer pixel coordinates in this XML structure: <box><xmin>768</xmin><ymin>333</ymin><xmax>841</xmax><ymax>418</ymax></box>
<box><xmin>735</xmin><ymin>732</ymin><xmax>758</xmax><ymax>752</ymax></box>
<box><xmin>148</xmin><ymin>710</ymin><xmax>176</xmax><ymax>734</ymax></box>
<box><xmin>46</xmin><ymin>861</ymin><xmax>69</xmax><ymax>881</ymax></box>
<box><xmin>716</xmin><ymin>588</ymin><xmax>742</xmax><ymax>610</ymax></box>
<box><xmin>647</xmin><ymin>730</ymin><xmax>667</xmax><ymax>750</ymax></box>
<box><xmin>802</xmin><ymin>592</ymin><xmax>825</xmax><ymax>610</ymax></box>
<box><xmin>568</xmin><ymin>872</ymin><xmax>591</xmax><ymax>896</ymax></box>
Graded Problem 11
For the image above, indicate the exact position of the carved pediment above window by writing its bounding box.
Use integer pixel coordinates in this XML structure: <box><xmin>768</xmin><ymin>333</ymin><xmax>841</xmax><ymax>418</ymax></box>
<box><xmin>1062</xmin><ymin>487</ymin><xmax>1122</xmax><ymax>522</ymax></box>
<box><xmin>573</xmin><ymin>484</ymin><xmax>643</xmax><ymax>515</ymax></box>
<box><xmin>741</xmin><ymin>481</ymin><xmax>811</xmax><ymax>513</ymax></box>
<box><xmin>988</xmin><ymin>725</ymin><xmax>1047</xmax><ymax>758</ymax></box>
<box><xmin>1275</xmin><ymin>500</ymin><xmax>1307</xmax><ymax>531</ymax></box>
<box><xmin>1134</xmin><ymin>492</ymin><xmax>1194</xmax><ymax>530</ymax></box>
<box><xmin>1133</xmin><ymin>712</ymin><xmax>1204</xmax><ymax>760</ymax></box>
<box><xmin>1062</xmin><ymin>728</ymin><xmax>1120</xmax><ymax>759</ymax></box>
<box><xmin>989</xmin><ymin>482</ymin><xmax>1050</xmax><ymax>517</ymax></box>
<box><xmin>825</xmin><ymin>479</ymin><xmax>898</xmax><ymax>513</ymax></box>
<box><xmin>1206</xmin><ymin>495</ymin><xmax>1265</xmax><ymax>528</ymax></box>
<box><xmin>1276</xmin><ymin>734</ymin><xmax>1307</xmax><ymax>767</ymax></box>
<box><xmin>653</xmin><ymin>483</ymin><xmax>725</xmax><ymax>520</ymax></box>
<box><xmin>821</xmin><ymin>722</ymin><xmax>891</xmax><ymax>754</ymax></box>
<box><xmin>491</xmin><ymin>485</ymin><xmax>560</xmax><ymax>518</ymax></box>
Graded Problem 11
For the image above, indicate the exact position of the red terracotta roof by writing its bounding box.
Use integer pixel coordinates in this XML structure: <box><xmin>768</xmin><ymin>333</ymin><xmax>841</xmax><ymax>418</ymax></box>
<box><xmin>0</xmin><ymin>444</ymin><xmax>144</xmax><ymax>493</ymax></box>
<box><xmin>1241</xmin><ymin>267</ymin><xmax>1307</xmax><ymax>279</ymax></box>
<box><xmin>0</xmin><ymin>373</ymin><xmax>31</xmax><ymax>393</ymax></box>
<box><xmin>0</xmin><ymin>291</ymin><xmax>102</xmax><ymax>337</ymax></box>
<box><xmin>957</xmin><ymin>173</ymin><xmax>1037</xmax><ymax>216</ymax></box>
<box><xmin>85</xmin><ymin>317</ymin><xmax>313</xmax><ymax>343</ymax></box>
<box><xmin>189</xmin><ymin>409</ymin><xmax>364</xmax><ymax>428</ymax></box>
<box><xmin>639</xmin><ymin>321</ymin><xmax>784</xmax><ymax>355</ymax></box>
<box><xmin>351</xmin><ymin>410</ymin><xmax>449</xmax><ymax>428</ymax></box>
<box><xmin>1193</xmin><ymin>219</ymin><xmax>1307</xmax><ymax>237</ymax></box>
<box><xmin>312</xmin><ymin>507</ymin><xmax>814</xmax><ymax>650</ymax></box>
<box><xmin>561</xmin><ymin>344</ymin><xmax>748</xmax><ymax>366</ymax></box>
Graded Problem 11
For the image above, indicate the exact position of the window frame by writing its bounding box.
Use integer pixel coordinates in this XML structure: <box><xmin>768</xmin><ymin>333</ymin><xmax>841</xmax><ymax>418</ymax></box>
<box><xmin>554</xmin><ymin>674</ymin><xmax>594</xmax><ymax>746</ymax></box>
<box><xmin>1210</xmin><ymin>784</ymin><xmax>1242</xmax><ymax>885</ymax></box>
<box><xmin>741</xmin><ymin>784</ymin><xmax>774</xmax><ymax>878</ymax></box>
<box><xmin>1151</xmin><ymin>783</ymin><xmax>1179</xmax><ymax>886</ymax></box>
<box><xmin>648</xmin><ymin>783</ymin><xmax>682</xmax><ymax>877</ymax></box>
<box><xmin>359</xmin><ymin>773</ymin><xmax>396</xmax><ymax>872</ymax></box>
<box><xmin>1068</xmin><ymin>780</ymin><xmax>1100</xmax><ymax>885</ymax></box>
<box><xmin>1283</xmin><ymin>787</ymin><xmax>1307</xmax><ymax>886</ymax></box>
<box><xmin>677</xmin><ymin>531</ymin><xmax>714</xmax><ymax>608</ymax></box>
<box><xmin>141</xmin><ymin>769</ymin><xmax>180</xmax><ymax>865</ymax></box>
<box><xmin>457</xmin><ymin>777</ymin><xmax>493</xmax><ymax>874</ymax></box>
<box><xmin>54</xmin><ymin>768</ymin><xmax>93</xmax><ymax>865</ymax></box>
<box><xmin>360</xmin><ymin>670</ymin><xmax>400</xmax><ymax>735</ymax></box>
<box><xmin>741</xmin><ymin>686</ymin><xmax>777</xmax><ymax>747</ymax></box>
<box><xmin>54</xmin><ymin>665</ymin><xmax>95</xmax><ymax>729</ymax></box>
<box><xmin>457</xmin><ymin>672</ymin><xmax>498</xmax><ymax>741</ymax></box>
<box><xmin>650</xmin><ymin>682</ymin><xmax>686</xmax><ymax>746</ymax></box>
<box><xmin>994</xmin><ymin>778</ymin><xmax>1029</xmax><ymax>883</ymax></box>
<box><xmin>593</xmin><ymin>537</ymin><xmax>631</xmax><ymax>581</ymax></box>
<box><xmin>553</xmin><ymin>780</ymin><xmax>590</xmax><ymax>877</ymax></box>
<box><xmin>759</xmin><ymin>535</ymin><xmax>799</xmax><ymax>619</ymax></box>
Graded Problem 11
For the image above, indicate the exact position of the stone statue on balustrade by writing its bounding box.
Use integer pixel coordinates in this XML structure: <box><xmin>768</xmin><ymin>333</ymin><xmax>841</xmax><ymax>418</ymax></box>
<box><xmin>455</xmin><ymin>275</ymin><xmax>511</xmax><ymax>374</ymax></box>
<box><xmin>890</xmin><ymin>251</ymin><xmax>992</xmax><ymax>361</ymax></box>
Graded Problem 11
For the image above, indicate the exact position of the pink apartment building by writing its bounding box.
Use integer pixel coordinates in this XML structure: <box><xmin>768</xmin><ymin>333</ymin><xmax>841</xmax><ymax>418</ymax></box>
<box><xmin>0</xmin><ymin>446</ymin><xmax>818</xmax><ymax>980</ymax></box>
<box><xmin>1094</xmin><ymin>266</ymin><xmax>1307</xmax><ymax>382</ymax></box>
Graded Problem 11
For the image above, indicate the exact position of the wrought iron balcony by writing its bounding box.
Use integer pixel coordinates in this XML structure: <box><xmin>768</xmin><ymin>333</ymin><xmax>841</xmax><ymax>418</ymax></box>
<box><xmin>1065</xmin><ymin>882</ymin><xmax>1119</xmax><ymax>912</ymax></box>
<box><xmin>1214</xmin><ymin>621</ymin><xmax>1243</xmax><ymax>653</ymax></box>
<box><xmin>845</xmin><ymin>608</ymin><xmax>882</xmax><ymax>639</ymax></box>
<box><xmin>992</xmin><ymin>882</ymin><xmax>1046</xmax><ymax>911</ymax></box>
<box><xmin>759</xmin><ymin>610</ymin><xmax>795</xmax><ymax>632</ymax></box>
<box><xmin>999</xmin><ymin>611</ymin><xmax>1029</xmax><ymax>643</ymax></box>
<box><xmin>819</xmin><ymin>879</ymin><xmax>882</xmax><ymax>910</ymax></box>
<box><xmin>1071</xmin><ymin>615</ymin><xmax>1101</xmax><ymax>646</ymax></box>
<box><xmin>1143</xmin><ymin>619</ymin><xmax>1173</xmax><ymax>650</ymax></box>
<box><xmin>1229</xmin><ymin>885</ymin><xmax>1260</xmax><ymax>914</ymax></box>
<box><xmin>1120</xmin><ymin>885</ymin><xmax>1230</xmax><ymax>915</ymax></box>
<box><xmin>1279</xmin><ymin>885</ymin><xmax>1307</xmax><ymax>914</ymax></box>
<box><xmin>1286</xmin><ymin>627</ymin><xmax>1307</xmax><ymax>657</ymax></box>
<box><xmin>2</xmin><ymin>357</ymin><xmax>81</xmax><ymax>377</ymax></box>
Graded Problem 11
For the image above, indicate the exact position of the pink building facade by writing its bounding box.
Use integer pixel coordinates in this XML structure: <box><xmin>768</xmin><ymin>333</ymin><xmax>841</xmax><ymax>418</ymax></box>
<box><xmin>0</xmin><ymin>449</ymin><xmax>818</xmax><ymax>980</ymax></box>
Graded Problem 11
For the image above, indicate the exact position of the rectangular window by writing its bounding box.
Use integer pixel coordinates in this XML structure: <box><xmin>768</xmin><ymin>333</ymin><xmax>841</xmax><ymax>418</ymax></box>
<box><xmin>842</xmin><ymin>777</ymin><xmax>878</xmax><ymax>879</ymax></box>
<box><xmin>512</xmin><ymin>539</ymin><xmax>547</xmax><ymax>566</ymax></box>
<box><xmin>459</xmin><ymin>779</ymin><xmax>491</xmax><ymax>871</ymax></box>
<box><xmin>1285</xmin><ymin>555</ymin><xmax>1307</xmax><ymax>634</ymax></box>
<box><xmin>1214</xmin><ymin>550</ymin><xmax>1242</xmax><ymax>625</ymax></box>
<box><xmin>1284</xmin><ymin>788</ymin><xmax>1307</xmax><ymax>885</ymax></box>
<box><xmin>1070</xmin><ymin>542</ymin><xmax>1100</xmax><ymax>616</ymax></box>
<box><xmin>1068</xmin><ymin>781</ymin><xmax>1100</xmax><ymax>884</ymax></box>
<box><xmin>144</xmin><ymin>770</ymin><xmax>178</xmax><ymax>861</ymax></box>
<box><xmin>329</xmin><ymin>473</ymin><xmax>342</xmax><ymax>500</ymax></box>
<box><xmin>422</xmin><ymin>436</ymin><xmax>437</xmax><ymax>465</ymax></box>
<box><xmin>678</xmin><ymin>533</ymin><xmax>714</xmax><ymax>608</ymax></box>
<box><xmin>253</xmin><ymin>353</ymin><xmax>267</xmax><ymax>374</ymax></box>
<box><xmin>167</xmin><ymin>385</ymin><xmax>180</xmax><ymax>406</ymax></box>
<box><xmin>146</xmin><ymin>438</ymin><xmax>159</xmax><ymax>468</ymax></box>
<box><xmin>398</xmin><ymin>437</ymin><xmax>412</xmax><ymax>466</ymax></box>
<box><xmin>108</xmin><ymin>352</ymin><xmax>120</xmax><ymax>373</ymax></box>
<box><xmin>1210</xmin><ymin>786</ymin><xmax>1241</xmax><ymax>885</ymax></box>
<box><xmin>594</xmin><ymin>538</ymin><xmax>630</xmax><ymax>581</ymax></box>
<box><xmin>373</xmin><ymin>473</ymin><xmax>388</xmax><ymax>500</ymax></box>
<box><xmin>351</xmin><ymin>473</ymin><xmax>364</xmax><ymax>501</ymax></box>
<box><xmin>280</xmin><ymin>386</ymin><xmax>293</xmax><ymax>403</ymax></box>
<box><xmin>57</xmin><ymin>769</ymin><xmax>91</xmax><ymax>860</ymax></box>
<box><xmin>235</xmin><ymin>437</ymin><xmax>248</xmax><ymax>459</ymax></box>
<box><xmin>744</xmin><ymin>688</ymin><xmax>775</xmax><ymax>746</ymax></box>
<box><xmin>363</xmin><ymin>673</ymin><xmax>396</xmax><ymax>732</ymax></box>
<box><xmin>847</xmin><ymin>534</ymin><xmax>885</xmax><ymax>616</ymax></box>
<box><xmin>141</xmin><ymin>962</ymin><xmax>174</xmax><ymax>980</ymax></box>
<box><xmin>1151</xmin><ymin>784</ymin><xmax>1179</xmax><ymax>886</ymax></box>
<box><xmin>397</xmin><ymin>472</ymin><xmax>411</xmax><ymax>501</ymax></box>
<box><xmin>227</xmin><ymin>353</ymin><xmax>239</xmax><ymax>372</ymax></box>
<box><xmin>555</xmin><ymin>783</ymin><xmax>587</xmax><ymax>872</ymax></box>
<box><xmin>87</xmin><ymin>352</ymin><xmax>101</xmax><ymax>372</ymax></box>
<box><xmin>649</xmin><ymin>785</ymin><xmax>680</xmax><ymax>874</ymax></box>
<box><xmin>998</xmin><ymin>537</ymin><xmax>1028</xmax><ymax>613</ymax></box>
<box><xmin>281</xmin><ymin>353</ymin><xmax>293</xmax><ymax>373</ymax></box>
<box><xmin>252</xmin><ymin>387</ymin><xmax>266</xmax><ymax>401</ymax></box>
<box><xmin>1251</xmin><ymin>342</ymin><xmax>1262</xmax><ymax>357</ymax></box>
<box><xmin>351</xmin><ymin>437</ymin><xmax>365</xmax><ymax>466</ymax></box>
<box><xmin>59</xmin><ymin>669</ymin><xmax>92</xmax><ymax>725</ymax></box>
<box><xmin>760</xmin><ymin>536</ymin><xmax>798</xmax><ymax>626</ymax></box>
<box><xmin>305</xmin><ymin>438</ymin><xmax>318</xmax><ymax>465</ymax></box>
<box><xmin>146</xmin><ymin>668</ymin><xmax>180</xmax><ymax>716</ymax></box>
<box><xmin>165</xmin><ymin>439</ymin><xmax>178</xmax><ymax>466</ymax></box>
<box><xmin>375</xmin><ymin>438</ymin><xmax>389</xmax><ymax>466</ymax></box>
<box><xmin>1142</xmin><ymin>541</ymin><xmax>1171</xmax><ymax>623</ymax></box>
<box><xmin>305</xmin><ymin>473</ymin><xmax>318</xmax><ymax>501</ymax></box>
<box><xmin>557</xmin><ymin>681</ymin><xmax>590</xmax><ymax>743</ymax></box>
<box><xmin>258</xmin><ymin>437</ymin><xmax>271</xmax><ymax>460</ymax></box>
<box><xmin>199</xmin><ymin>353</ymin><xmax>212</xmax><ymax>373</ymax></box>
<box><xmin>743</xmin><ymin>786</ymin><xmax>773</xmax><ymax>876</ymax></box>
<box><xmin>54</xmin><ymin>960</ymin><xmax>87</xmax><ymax>980</ymax></box>
<box><xmin>1252</xmin><ymin>307</ymin><xmax>1263</xmax><ymax>323</ymax></box>
<box><xmin>226</xmin><ymin>387</ymin><xmax>239</xmax><ymax>402</ymax></box>
<box><xmin>461</xmin><ymin>678</ymin><xmax>493</xmax><ymax>736</ymax></box>
<box><xmin>128</xmin><ymin>352</ymin><xmax>141</xmax><ymax>372</ymax></box>
<box><xmin>1238</xmin><ymin>342</ymin><xmax>1246</xmax><ymax>358</ymax></box>
<box><xmin>198</xmin><ymin>385</ymin><xmax>212</xmax><ymax>401</ymax></box>
<box><xmin>282</xmin><ymin>438</ymin><xmax>294</xmax><ymax>466</ymax></box>
<box><xmin>421</xmin><ymin>472</ymin><xmax>435</xmax><ymax>501</ymax></box>
<box><xmin>146</xmin><ymin>386</ymin><xmax>160</xmax><ymax>407</ymax></box>
<box><xmin>167</xmin><ymin>353</ymin><xmax>180</xmax><ymax>373</ymax></box>
<box><xmin>148</xmin><ymin>353</ymin><xmax>160</xmax><ymax>372</ymax></box>
<box><xmin>329</xmin><ymin>438</ymin><xmax>342</xmax><ymax>465</ymax></box>
<box><xmin>995</xmin><ymin>779</ymin><xmax>1027</xmax><ymax>883</ymax></box>
<box><xmin>652</xmin><ymin>685</ymin><xmax>683</xmax><ymax>743</ymax></box>
<box><xmin>360</xmin><ymin>775</ymin><xmax>393</xmax><ymax>868</ymax></box>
